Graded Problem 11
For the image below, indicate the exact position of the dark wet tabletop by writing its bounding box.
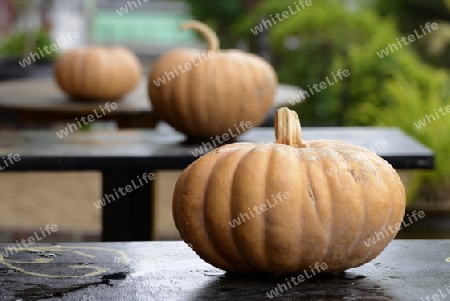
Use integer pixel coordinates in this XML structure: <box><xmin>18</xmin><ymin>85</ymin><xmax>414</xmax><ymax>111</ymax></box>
<box><xmin>0</xmin><ymin>240</ymin><xmax>449</xmax><ymax>300</ymax></box>
<box><xmin>0</xmin><ymin>124</ymin><xmax>434</xmax><ymax>170</ymax></box>
<box><xmin>0</xmin><ymin>80</ymin><xmax>300</xmax><ymax>112</ymax></box>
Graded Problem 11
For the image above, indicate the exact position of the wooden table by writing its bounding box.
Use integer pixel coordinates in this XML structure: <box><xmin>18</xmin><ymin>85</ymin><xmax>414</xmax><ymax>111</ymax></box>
<box><xmin>0</xmin><ymin>240</ymin><xmax>448</xmax><ymax>300</ymax></box>
<box><xmin>0</xmin><ymin>79</ymin><xmax>301</xmax><ymax>128</ymax></box>
<box><xmin>0</xmin><ymin>80</ymin><xmax>159</xmax><ymax>128</ymax></box>
<box><xmin>0</xmin><ymin>125</ymin><xmax>434</xmax><ymax>241</ymax></box>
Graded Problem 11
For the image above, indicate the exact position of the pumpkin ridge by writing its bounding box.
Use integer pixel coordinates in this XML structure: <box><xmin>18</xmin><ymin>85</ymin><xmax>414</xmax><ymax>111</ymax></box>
<box><xmin>105</xmin><ymin>52</ymin><xmax>116</xmax><ymax>99</ymax></box>
<box><xmin>320</xmin><ymin>148</ymin><xmax>339</xmax><ymax>265</ymax></box>
<box><xmin>180</xmin><ymin>162</ymin><xmax>200</xmax><ymax>243</ymax></box>
<box><xmin>83</xmin><ymin>49</ymin><xmax>96</xmax><ymax>97</ymax></box>
<box><xmin>231</xmin><ymin>147</ymin><xmax>268</xmax><ymax>273</ymax></box>
<box><xmin>337</xmin><ymin>147</ymin><xmax>366</xmax><ymax>268</ymax></box>
<box><xmin>264</xmin><ymin>144</ymin><xmax>295</xmax><ymax>272</ymax></box>
<box><xmin>263</xmin><ymin>145</ymin><xmax>276</xmax><ymax>272</ymax></box>
<box><xmin>163</xmin><ymin>55</ymin><xmax>184</xmax><ymax>132</ymax></box>
<box><xmin>202</xmin><ymin>154</ymin><xmax>231</xmax><ymax>269</ymax></box>
<box><xmin>352</xmin><ymin>152</ymin><xmax>395</xmax><ymax>268</ymax></box>
<box><xmin>95</xmin><ymin>50</ymin><xmax>106</xmax><ymax>98</ymax></box>
<box><xmin>204</xmin><ymin>149</ymin><xmax>255</xmax><ymax>271</ymax></box>
<box><xmin>179</xmin><ymin>63</ymin><xmax>192</xmax><ymax>131</ymax></box>
<box><xmin>306</xmin><ymin>176</ymin><xmax>316</xmax><ymax>203</ymax></box>
<box><xmin>364</xmin><ymin>158</ymin><xmax>392</xmax><ymax>264</ymax></box>
<box><xmin>149</xmin><ymin>50</ymin><xmax>178</xmax><ymax>121</ymax></box>
<box><xmin>187</xmin><ymin>56</ymin><xmax>205</xmax><ymax>136</ymax></box>
<box><xmin>304</xmin><ymin>149</ymin><xmax>333</xmax><ymax>269</ymax></box>
<box><xmin>173</xmin><ymin>162</ymin><xmax>196</xmax><ymax>241</ymax></box>
<box><xmin>326</xmin><ymin>147</ymin><xmax>354</xmax><ymax>268</ymax></box>
<box><xmin>218</xmin><ymin>56</ymin><xmax>239</xmax><ymax>134</ymax></box>
<box><xmin>174</xmin><ymin>53</ymin><xmax>196</xmax><ymax>132</ymax></box>
<box><xmin>311</xmin><ymin>150</ymin><xmax>333</xmax><ymax>268</ymax></box>
<box><xmin>66</xmin><ymin>50</ymin><xmax>76</xmax><ymax>95</ymax></box>
<box><xmin>172</xmin><ymin>163</ymin><xmax>193</xmax><ymax>234</ymax></box>
<box><xmin>115</xmin><ymin>48</ymin><xmax>133</xmax><ymax>98</ymax></box>
<box><xmin>354</xmin><ymin>155</ymin><xmax>383</xmax><ymax>264</ymax></box>
<box><xmin>359</xmin><ymin>156</ymin><xmax>399</xmax><ymax>265</ymax></box>
<box><xmin>295</xmin><ymin>149</ymin><xmax>308</xmax><ymax>270</ymax></box>
<box><xmin>206</xmin><ymin>61</ymin><xmax>218</xmax><ymax>135</ymax></box>
<box><xmin>207</xmin><ymin>59</ymin><xmax>222</xmax><ymax>135</ymax></box>
<box><xmin>184</xmin><ymin>151</ymin><xmax>239</xmax><ymax>271</ymax></box>
<box><xmin>56</xmin><ymin>53</ymin><xmax>70</xmax><ymax>94</ymax></box>
<box><xmin>74</xmin><ymin>49</ymin><xmax>86</xmax><ymax>96</ymax></box>
<box><xmin>166</xmin><ymin>54</ymin><xmax>182</xmax><ymax>126</ymax></box>
<box><xmin>229</xmin><ymin>145</ymin><xmax>267</xmax><ymax>272</ymax></box>
<box><xmin>259</xmin><ymin>147</ymin><xmax>269</xmax><ymax>272</ymax></box>
<box><xmin>238</xmin><ymin>56</ymin><xmax>252</xmax><ymax>123</ymax></box>
<box><xmin>346</xmin><ymin>147</ymin><xmax>374</xmax><ymax>268</ymax></box>
<box><xmin>206</xmin><ymin>53</ymin><xmax>221</xmax><ymax>135</ymax></box>
<box><xmin>171</xmin><ymin>56</ymin><xmax>190</xmax><ymax>132</ymax></box>
<box><xmin>247</xmin><ymin>144</ymin><xmax>272</xmax><ymax>272</ymax></box>
<box><xmin>305</xmin><ymin>163</ymin><xmax>321</xmax><ymax>243</ymax></box>
<box><xmin>236</xmin><ymin>56</ymin><xmax>249</xmax><ymax>130</ymax></box>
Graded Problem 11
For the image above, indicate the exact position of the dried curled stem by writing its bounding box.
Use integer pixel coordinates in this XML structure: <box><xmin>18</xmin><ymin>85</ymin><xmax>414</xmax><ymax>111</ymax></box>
<box><xmin>180</xmin><ymin>21</ymin><xmax>219</xmax><ymax>53</ymax></box>
<box><xmin>275</xmin><ymin>107</ymin><xmax>306</xmax><ymax>148</ymax></box>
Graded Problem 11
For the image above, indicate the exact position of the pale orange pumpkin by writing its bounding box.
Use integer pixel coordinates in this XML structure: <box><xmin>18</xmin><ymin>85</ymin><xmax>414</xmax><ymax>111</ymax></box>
<box><xmin>148</xmin><ymin>21</ymin><xmax>277</xmax><ymax>138</ymax></box>
<box><xmin>173</xmin><ymin>107</ymin><xmax>406</xmax><ymax>275</ymax></box>
<box><xmin>54</xmin><ymin>47</ymin><xmax>141</xmax><ymax>100</ymax></box>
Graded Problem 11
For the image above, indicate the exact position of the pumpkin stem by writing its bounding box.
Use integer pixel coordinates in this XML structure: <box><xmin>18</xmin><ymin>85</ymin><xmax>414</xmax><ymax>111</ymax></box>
<box><xmin>275</xmin><ymin>107</ymin><xmax>307</xmax><ymax>148</ymax></box>
<box><xmin>180</xmin><ymin>21</ymin><xmax>220</xmax><ymax>53</ymax></box>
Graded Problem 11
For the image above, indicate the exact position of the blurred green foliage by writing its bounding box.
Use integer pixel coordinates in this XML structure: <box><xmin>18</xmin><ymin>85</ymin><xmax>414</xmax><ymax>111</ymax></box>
<box><xmin>376</xmin><ymin>0</ymin><xmax>450</xmax><ymax>69</ymax></box>
<box><xmin>184</xmin><ymin>0</ymin><xmax>245</xmax><ymax>48</ymax></box>
<box><xmin>360</xmin><ymin>72</ymin><xmax>450</xmax><ymax>203</ymax></box>
<box><xmin>234</xmin><ymin>0</ymin><xmax>441</xmax><ymax>127</ymax></box>
<box><xmin>0</xmin><ymin>30</ymin><xmax>55</xmax><ymax>59</ymax></box>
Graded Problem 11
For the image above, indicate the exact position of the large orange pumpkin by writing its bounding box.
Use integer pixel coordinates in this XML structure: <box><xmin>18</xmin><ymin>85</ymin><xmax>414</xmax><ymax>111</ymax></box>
<box><xmin>148</xmin><ymin>21</ymin><xmax>277</xmax><ymax>138</ymax></box>
<box><xmin>173</xmin><ymin>107</ymin><xmax>406</xmax><ymax>275</ymax></box>
<box><xmin>54</xmin><ymin>46</ymin><xmax>141</xmax><ymax>100</ymax></box>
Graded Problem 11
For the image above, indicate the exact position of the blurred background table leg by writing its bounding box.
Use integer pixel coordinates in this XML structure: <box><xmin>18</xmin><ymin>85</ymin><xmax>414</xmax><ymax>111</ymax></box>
<box><xmin>101</xmin><ymin>169</ymin><xmax>154</xmax><ymax>241</ymax></box>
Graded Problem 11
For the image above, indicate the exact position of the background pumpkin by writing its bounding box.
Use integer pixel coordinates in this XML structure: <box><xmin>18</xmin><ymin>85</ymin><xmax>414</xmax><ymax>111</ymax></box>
<box><xmin>148</xmin><ymin>21</ymin><xmax>277</xmax><ymax>138</ymax></box>
<box><xmin>54</xmin><ymin>46</ymin><xmax>141</xmax><ymax>100</ymax></box>
<box><xmin>172</xmin><ymin>107</ymin><xmax>406</xmax><ymax>275</ymax></box>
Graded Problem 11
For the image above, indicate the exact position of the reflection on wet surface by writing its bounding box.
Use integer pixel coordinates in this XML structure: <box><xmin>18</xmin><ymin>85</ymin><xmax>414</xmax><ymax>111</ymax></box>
<box><xmin>188</xmin><ymin>271</ymin><xmax>392</xmax><ymax>301</ymax></box>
